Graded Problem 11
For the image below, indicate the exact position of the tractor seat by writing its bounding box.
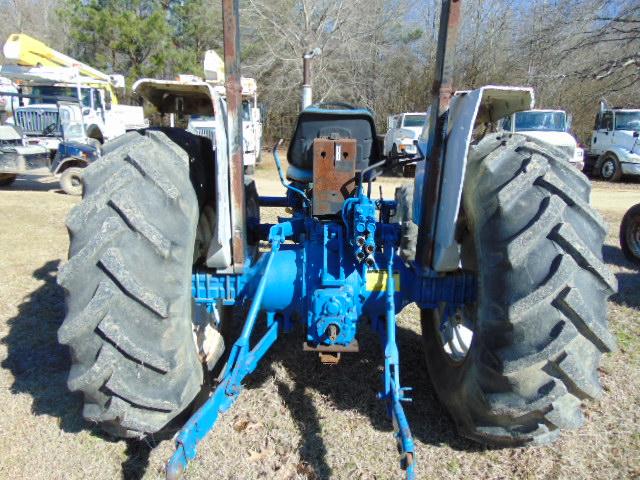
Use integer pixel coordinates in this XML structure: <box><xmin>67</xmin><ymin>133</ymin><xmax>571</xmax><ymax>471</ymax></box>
<box><xmin>286</xmin><ymin>103</ymin><xmax>381</xmax><ymax>183</ymax></box>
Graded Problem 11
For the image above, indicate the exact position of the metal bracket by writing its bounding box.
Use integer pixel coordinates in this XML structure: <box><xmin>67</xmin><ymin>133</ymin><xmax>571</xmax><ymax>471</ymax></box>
<box><xmin>302</xmin><ymin>340</ymin><xmax>359</xmax><ymax>353</ymax></box>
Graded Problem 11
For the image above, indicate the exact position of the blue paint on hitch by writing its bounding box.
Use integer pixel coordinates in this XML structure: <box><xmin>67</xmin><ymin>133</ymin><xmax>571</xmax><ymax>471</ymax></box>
<box><xmin>170</xmin><ymin>171</ymin><xmax>475</xmax><ymax>479</ymax></box>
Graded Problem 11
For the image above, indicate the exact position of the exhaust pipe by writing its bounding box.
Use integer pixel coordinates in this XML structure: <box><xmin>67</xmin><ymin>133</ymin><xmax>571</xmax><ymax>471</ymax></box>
<box><xmin>302</xmin><ymin>48</ymin><xmax>321</xmax><ymax>110</ymax></box>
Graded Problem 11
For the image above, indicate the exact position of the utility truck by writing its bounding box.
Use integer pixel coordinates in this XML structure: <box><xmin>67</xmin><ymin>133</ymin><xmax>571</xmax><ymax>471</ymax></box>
<box><xmin>501</xmin><ymin>109</ymin><xmax>585</xmax><ymax>170</ymax></box>
<box><xmin>586</xmin><ymin>103</ymin><xmax>640</xmax><ymax>181</ymax></box>
<box><xmin>57</xmin><ymin>1</ymin><xmax>616</xmax><ymax>479</ymax></box>
<box><xmin>186</xmin><ymin>50</ymin><xmax>262</xmax><ymax>174</ymax></box>
<box><xmin>383</xmin><ymin>111</ymin><xmax>427</xmax><ymax>156</ymax></box>
<box><xmin>0</xmin><ymin>33</ymin><xmax>147</xmax><ymax>151</ymax></box>
<box><xmin>0</xmin><ymin>91</ymin><xmax>101</xmax><ymax>194</ymax></box>
<box><xmin>0</xmin><ymin>76</ymin><xmax>17</xmax><ymax>122</ymax></box>
<box><xmin>0</xmin><ymin>122</ymin><xmax>49</xmax><ymax>187</ymax></box>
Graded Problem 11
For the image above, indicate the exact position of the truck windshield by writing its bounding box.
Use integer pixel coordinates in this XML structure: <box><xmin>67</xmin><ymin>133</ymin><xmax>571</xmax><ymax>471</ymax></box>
<box><xmin>514</xmin><ymin>111</ymin><xmax>566</xmax><ymax>132</ymax></box>
<box><xmin>29</xmin><ymin>86</ymin><xmax>91</xmax><ymax>107</ymax></box>
<box><xmin>403</xmin><ymin>114</ymin><xmax>426</xmax><ymax>127</ymax></box>
<box><xmin>615</xmin><ymin>112</ymin><xmax>640</xmax><ymax>131</ymax></box>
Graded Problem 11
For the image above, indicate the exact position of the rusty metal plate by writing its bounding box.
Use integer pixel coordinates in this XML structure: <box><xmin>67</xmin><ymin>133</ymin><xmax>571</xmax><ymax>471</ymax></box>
<box><xmin>312</xmin><ymin>138</ymin><xmax>357</xmax><ymax>216</ymax></box>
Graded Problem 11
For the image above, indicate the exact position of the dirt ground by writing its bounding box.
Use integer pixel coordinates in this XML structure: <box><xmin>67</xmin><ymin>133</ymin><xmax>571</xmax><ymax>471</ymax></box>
<box><xmin>0</xmin><ymin>159</ymin><xmax>639</xmax><ymax>480</ymax></box>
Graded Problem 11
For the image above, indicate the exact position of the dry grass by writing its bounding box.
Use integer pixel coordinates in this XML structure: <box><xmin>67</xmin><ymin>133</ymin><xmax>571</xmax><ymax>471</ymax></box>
<box><xmin>0</xmin><ymin>165</ymin><xmax>638</xmax><ymax>480</ymax></box>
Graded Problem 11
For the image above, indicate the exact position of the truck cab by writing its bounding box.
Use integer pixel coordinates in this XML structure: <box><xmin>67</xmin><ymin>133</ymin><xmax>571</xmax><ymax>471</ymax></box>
<box><xmin>587</xmin><ymin>108</ymin><xmax>640</xmax><ymax>181</ymax></box>
<box><xmin>383</xmin><ymin>112</ymin><xmax>427</xmax><ymax>156</ymax></box>
<box><xmin>9</xmin><ymin>83</ymin><xmax>146</xmax><ymax>151</ymax></box>
<box><xmin>501</xmin><ymin>109</ymin><xmax>584</xmax><ymax>170</ymax></box>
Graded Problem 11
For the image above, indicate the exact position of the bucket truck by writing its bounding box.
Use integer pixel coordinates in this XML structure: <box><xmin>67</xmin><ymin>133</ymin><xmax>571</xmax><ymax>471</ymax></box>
<box><xmin>0</xmin><ymin>33</ymin><xmax>147</xmax><ymax>152</ymax></box>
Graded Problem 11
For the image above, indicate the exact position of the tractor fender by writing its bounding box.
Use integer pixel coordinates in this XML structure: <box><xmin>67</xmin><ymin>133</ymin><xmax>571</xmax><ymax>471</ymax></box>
<box><xmin>133</xmin><ymin>78</ymin><xmax>233</xmax><ymax>269</ymax></box>
<box><xmin>206</xmin><ymin>91</ymin><xmax>233</xmax><ymax>269</ymax></box>
<box><xmin>413</xmin><ymin>85</ymin><xmax>535</xmax><ymax>272</ymax></box>
<box><xmin>52</xmin><ymin>156</ymin><xmax>89</xmax><ymax>175</ymax></box>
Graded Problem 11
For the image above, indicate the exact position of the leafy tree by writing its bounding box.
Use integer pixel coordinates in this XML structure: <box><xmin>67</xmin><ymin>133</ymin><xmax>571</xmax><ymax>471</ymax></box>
<box><xmin>59</xmin><ymin>0</ymin><xmax>172</xmax><ymax>82</ymax></box>
<box><xmin>167</xmin><ymin>0</ymin><xmax>224</xmax><ymax>76</ymax></box>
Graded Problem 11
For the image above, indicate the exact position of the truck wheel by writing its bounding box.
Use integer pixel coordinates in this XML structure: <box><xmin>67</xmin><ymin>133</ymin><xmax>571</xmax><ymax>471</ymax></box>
<box><xmin>399</xmin><ymin>134</ymin><xmax>617</xmax><ymax>446</ymax></box>
<box><xmin>57</xmin><ymin>130</ymin><xmax>203</xmax><ymax>438</ymax></box>
<box><xmin>0</xmin><ymin>173</ymin><xmax>16</xmax><ymax>186</ymax></box>
<box><xmin>620</xmin><ymin>203</ymin><xmax>640</xmax><ymax>264</ymax></box>
<box><xmin>600</xmin><ymin>154</ymin><xmax>622</xmax><ymax>182</ymax></box>
<box><xmin>60</xmin><ymin>167</ymin><xmax>84</xmax><ymax>196</ymax></box>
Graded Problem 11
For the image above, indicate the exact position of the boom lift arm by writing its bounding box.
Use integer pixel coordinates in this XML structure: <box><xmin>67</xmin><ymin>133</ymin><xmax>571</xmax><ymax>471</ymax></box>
<box><xmin>1</xmin><ymin>33</ymin><xmax>123</xmax><ymax>102</ymax></box>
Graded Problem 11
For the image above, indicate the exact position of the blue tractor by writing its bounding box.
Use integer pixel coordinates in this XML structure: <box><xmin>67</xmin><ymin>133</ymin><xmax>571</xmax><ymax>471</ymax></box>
<box><xmin>57</xmin><ymin>1</ymin><xmax>616</xmax><ymax>478</ymax></box>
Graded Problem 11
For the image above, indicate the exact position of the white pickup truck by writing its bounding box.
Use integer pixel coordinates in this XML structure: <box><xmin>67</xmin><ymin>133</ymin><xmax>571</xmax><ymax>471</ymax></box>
<box><xmin>500</xmin><ymin>109</ymin><xmax>584</xmax><ymax>170</ymax></box>
<box><xmin>586</xmin><ymin>107</ymin><xmax>640</xmax><ymax>181</ymax></box>
<box><xmin>383</xmin><ymin>112</ymin><xmax>427</xmax><ymax>156</ymax></box>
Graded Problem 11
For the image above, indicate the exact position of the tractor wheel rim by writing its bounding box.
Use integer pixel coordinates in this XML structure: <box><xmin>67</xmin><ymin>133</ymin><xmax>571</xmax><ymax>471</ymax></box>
<box><xmin>602</xmin><ymin>160</ymin><xmax>615</xmax><ymax>178</ymax></box>
<box><xmin>71</xmin><ymin>177</ymin><xmax>81</xmax><ymax>187</ymax></box>
<box><xmin>435</xmin><ymin>304</ymin><xmax>474</xmax><ymax>363</ymax></box>
<box><xmin>627</xmin><ymin>216</ymin><xmax>640</xmax><ymax>259</ymax></box>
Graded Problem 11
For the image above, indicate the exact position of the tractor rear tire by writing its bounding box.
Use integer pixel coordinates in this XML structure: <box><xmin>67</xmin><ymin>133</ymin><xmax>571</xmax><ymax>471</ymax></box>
<box><xmin>620</xmin><ymin>203</ymin><xmax>640</xmax><ymax>264</ymax></box>
<box><xmin>57</xmin><ymin>129</ymin><xmax>203</xmax><ymax>438</ymax></box>
<box><xmin>400</xmin><ymin>133</ymin><xmax>617</xmax><ymax>446</ymax></box>
<box><xmin>0</xmin><ymin>173</ymin><xmax>17</xmax><ymax>186</ymax></box>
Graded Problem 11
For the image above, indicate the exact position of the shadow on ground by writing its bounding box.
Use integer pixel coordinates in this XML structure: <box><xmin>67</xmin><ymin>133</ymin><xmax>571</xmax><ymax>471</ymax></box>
<box><xmin>3</xmin><ymin>175</ymin><xmax>63</xmax><ymax>193</ymax></box>
<box><xmin>603</xmin><ymin>244</ymin><xmax>638</xmax><ymax>270</ymax></box>
<box><xmin>602</xmin><ymin>244</ymin><xmax>640</xmax><ymax>308</ymax></box>
<box><xmin>1</xmin><ymin>260</ymin><xmax>82</xmax><ymax>431</ymax></box>
<box><xmin>239</xmin><ymin>320</ymin><xmax>481</xmax><ymax>478</ymax></box>
<box><xmin>0</xmin><ymin>260</ymin><xmax>152</xmax><ymax>480</ymax></box>
<box><xmin>612</xmin><ymin>272</ymin><xmax>640</xmax><ymax>309</ymax></box>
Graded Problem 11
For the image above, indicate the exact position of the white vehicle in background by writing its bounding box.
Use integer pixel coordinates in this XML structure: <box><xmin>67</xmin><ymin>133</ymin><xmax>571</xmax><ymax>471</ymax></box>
<box><xmin>586</xmin><ymin>105</ymin><xmax>640</xmax><ymax>182</ymax></box>
<box><xmin>383</xmin><ymin>112</ymin><xmax>427</xmax><ymax>156</ymax></box>
<box><xmin>501</xmin><ymin>109</ymin><xmax>584</xmax><ymax>170</ymax></box>
<box><xmin>0</xmin><ymin>76</ymin><xmax>18</xmax><ymax>121</ymax></box>
<box><xmin>0</xmin><ymin>33</ymin><xmax>146</xmax><ymax>151</ymax></box>
<box><xmin>186</xmin><ymin>51</ymin><xmax>262</xmax><ymax>175</ymax></box>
